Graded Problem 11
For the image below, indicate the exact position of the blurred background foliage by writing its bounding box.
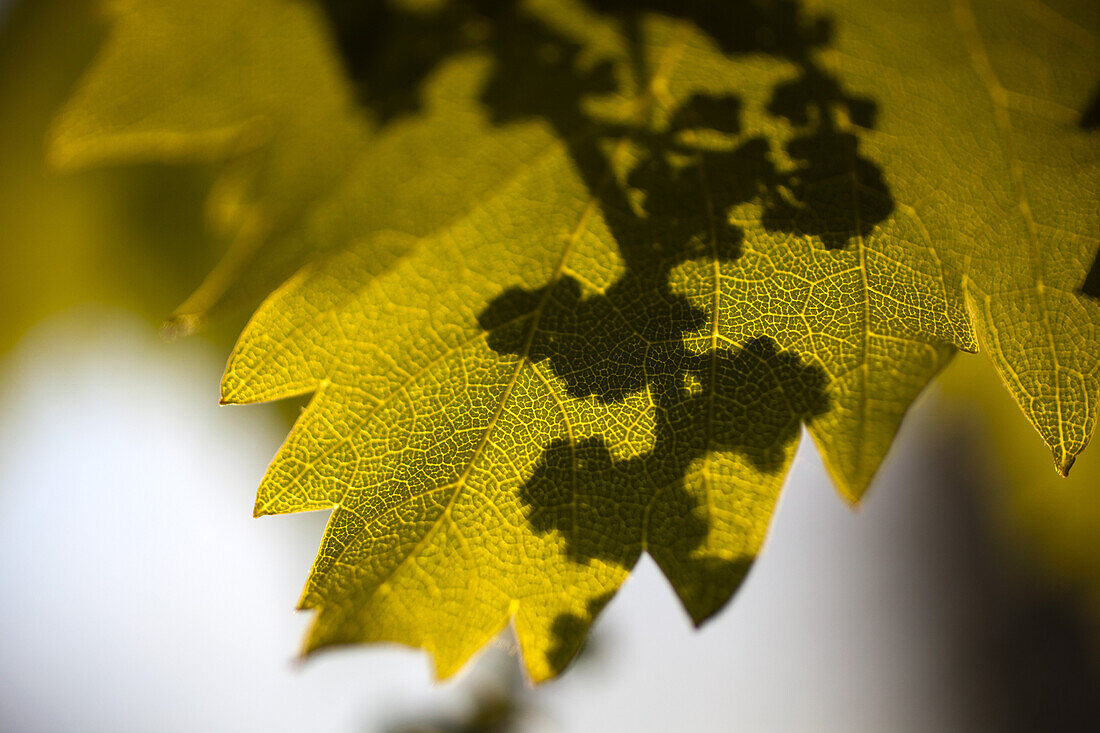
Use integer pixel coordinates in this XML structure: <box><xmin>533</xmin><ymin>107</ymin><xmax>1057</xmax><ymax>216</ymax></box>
<box><xmin>936</xmin><ymin>355</ymin><xmax>1100</xmax><ymax>650</ymax></box>
<box><xmin>0</xmin><ymin>0</ymin><xmax>234</xmax><ymax>354</ymax></box>
<box><xmin>1</xmin><ymin>0</ymin><xmax>1099</xmax><ymax>731</ymax></box>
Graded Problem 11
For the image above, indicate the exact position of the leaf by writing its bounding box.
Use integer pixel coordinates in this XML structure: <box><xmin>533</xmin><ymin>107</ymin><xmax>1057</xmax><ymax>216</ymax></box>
<box><xmin>46</xmin><ymin>0</ymin><xmax>390</xmax><ymax>333</ymax></box>
<box><xmin>50</xmin><ymin>0</ymin><xmax>1099</xmax><ymax>679</ymax></box>
<box><xmin>838</xmin><ymin>0</ymin><xmax>1100</xmax><ymax>477</ymax></box>
<box><xmin>0</xmin><ymin>0</ymin><xmax>226</xmax><ymax>354</ymax></box>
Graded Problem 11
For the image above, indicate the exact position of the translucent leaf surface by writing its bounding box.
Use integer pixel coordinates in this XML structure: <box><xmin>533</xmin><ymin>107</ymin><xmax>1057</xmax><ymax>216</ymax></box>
<box><xmin>51</xmin><ymin>0</ymin><xmax>1099</xmax><ymax>679</ymax></box>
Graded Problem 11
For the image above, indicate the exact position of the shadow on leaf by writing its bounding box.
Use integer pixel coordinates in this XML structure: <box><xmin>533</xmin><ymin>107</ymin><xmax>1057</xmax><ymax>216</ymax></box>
<box><xmin>316</xmin><ymin>0</ymin><xmax>896</xmax><ymax>252</ymax></box>
<box><xmin>473</xmin><ymin>4</ymin><xmax>848</xmax><ymax>674</ymax></box>
<box><xmin>316</xmin><ymin>0</ymin><xmax>895</xmax><ymax>673</ymax></box>
<box><xmin>1077</xmin><ymin>82</ymin><xmax>1099</xmax><ymax>299</ymax></box>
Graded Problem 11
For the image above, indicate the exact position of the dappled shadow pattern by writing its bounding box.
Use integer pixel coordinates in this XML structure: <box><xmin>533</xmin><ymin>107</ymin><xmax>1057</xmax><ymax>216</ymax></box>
<box><xmin>480</xmin><ymin>0</ymin><xmax>892</xmax><ymax>248</ymax></box>
<box><xmin>764</xmin><ymin>67</ymin><xmax>891</xmax><ymax>248</ymax></box>
<box><xmin>518</xmin><ymin>338</ymin><xmax>827</xmax><ymax>556</ymax></box>
<box><xmin>317</xmin><ymin>0</ymin><xmax>502</xmax><ymax>123</ymax></box>
<box><xmin>473</xmin><ymin>1</ymin><xmax>872</xmax><ymax>573</ymax></box>
<box><xmin>317</xmin><ymin>0</ymin><xmax>886</xmax><ymax>622</ymax></box>
<box><xmin>317</xmin><ymin>0</ymin><xmax>894</xmax><ymax>247</ymax></box>
<box><xmin>588</xmin><ymin>0</ymin><xmax>892</xmax><ymax>247</ymax></box>
<box><xmin>545</xmin><ymin>592</ymin><xmax>614</xmax><ymax>674</ymax></box>
<box><xmin>474</xmin><ymin>1</ymin><xmax>836</xmax><ymax>619</ymax></box>
<box><xmin>1077</xmin><ymin>83</ymin><xmax>1099</xmax><ymax>299</ymax></box>
<box><xmin>590</xmin><ymin>0</ymin><xmax>831</xmax><ymax>65</ymax></box>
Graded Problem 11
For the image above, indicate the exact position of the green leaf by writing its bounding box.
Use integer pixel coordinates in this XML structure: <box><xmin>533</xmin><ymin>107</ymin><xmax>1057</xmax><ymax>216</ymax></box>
<box><xmin>50</xmin><ymin>0</ymin><xmax>1099</xmax><ymax>679</ymax></box>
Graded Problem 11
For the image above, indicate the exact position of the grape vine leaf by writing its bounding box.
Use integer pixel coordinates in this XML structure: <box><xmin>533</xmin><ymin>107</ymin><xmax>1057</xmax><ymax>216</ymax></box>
<box><xmin>0</xmin><ymin>0</ymin><xmax>227</xmax><ymax>354</ymax></box>
<box><xmin>50</xmin><ymin>0</ymin><xmax>1099</xmax><ymax>680</ymax></box>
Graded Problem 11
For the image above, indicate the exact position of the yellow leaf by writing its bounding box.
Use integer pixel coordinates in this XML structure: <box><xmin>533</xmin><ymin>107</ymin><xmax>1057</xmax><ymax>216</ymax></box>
<box><xmin>50</xmin><ymin>0</ymin><xmax>1100</xmax><ymax>679</ymax></box>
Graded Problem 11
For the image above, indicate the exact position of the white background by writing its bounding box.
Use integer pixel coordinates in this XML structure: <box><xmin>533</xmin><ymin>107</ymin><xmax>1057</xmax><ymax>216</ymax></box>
<box><xmin>0</xmin><ymin>311</ymin><xmax>988</xmax><ymax>732</ymax></box>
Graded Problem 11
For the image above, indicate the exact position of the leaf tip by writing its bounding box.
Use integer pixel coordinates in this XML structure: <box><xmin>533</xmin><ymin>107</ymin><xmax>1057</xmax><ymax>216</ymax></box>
<box><xmin>1055</xmin><ymin>452</ymin><xmax>1076</xmax><ymax>478</ymax></box>
<box><xmin>837</xmin><ymin>482</ymin><xmax>867</xmax><ymax>507</ymax></box>
<box><xmin>826</xmin><ymin>464</ymin><xmax>873</xmax><ymax>508</ymax></box>
<box><xmin>687</xmin><ymin>609</ymin><xmax>709</xmax><ymax>629</ymax></box>
<box><xmin>219</xmin><ymin>375</ymin><xmax>242</xmax><ymax>406</ymax></box>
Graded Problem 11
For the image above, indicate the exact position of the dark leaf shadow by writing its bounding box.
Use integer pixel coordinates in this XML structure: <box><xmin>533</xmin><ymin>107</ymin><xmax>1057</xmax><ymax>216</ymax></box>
<box><xmin>545</xmin><ymin>592</ymin><xmax>615</xmax><ymax>675</ymax></box>
<box><xmin>315</xmin><ymin>0</ymin><xmax>892</xmax><ymax>658</ymax></box>
<box><xmin>471</xmin><ymin>2</ymin><xmax>848</xmax><ymax>667</ymax></box>
<box><xmin>1080</xmin><ymin>85</ymin><xmax>1100</xmax><ymax>299</ymax></box>
<box><xmin>1081</xmin><ymin>83</ymin><xmax>1100</xmax><ymax>130</ymax></box>
<box><xmin>481</xmin><ymin>0</ymin><xmax>896</xmax><ymax>249</ymax></box>
<box><xmin>315</xmin><ymin>0</ymin><xmax>896</xmax><ymax>252</ymax></box>
<box><xmin>1071</xmin><ymin>81</ymin><xmax>1100</xmax><ymax>299</ymax></box>
<box><xmin>1081</xmin><ymin>255</ymin><xmax>1100</xmax><ymax>300</ymax></box>
<box><xmin>316</xmin><ymin>0</ymin><xmax>497</xmax><ymax>124</ymax></box>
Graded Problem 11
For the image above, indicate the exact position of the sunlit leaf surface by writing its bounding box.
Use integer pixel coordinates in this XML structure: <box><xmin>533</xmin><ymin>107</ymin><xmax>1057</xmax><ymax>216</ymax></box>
<box><xmin>51</xmin><ymin>0</ymin><xmax>1099</xmax><ymax>679</ymax></box>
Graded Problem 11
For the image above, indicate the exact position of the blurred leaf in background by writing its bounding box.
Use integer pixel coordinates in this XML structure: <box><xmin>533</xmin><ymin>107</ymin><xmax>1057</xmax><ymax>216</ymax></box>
<box><xmin>936</xmin><ymin>355</ymin><xmax>1100</xmax><ymax>644</ymax></box>
<box><xmin>0</xmin><ymin>0</ymin><xmax>230</xmax><ymax>355</ymax></box>
<box><xmin>924</xmin><ymin>353</ymin><xmax>1100</xmax><ymax>732</ymax></box>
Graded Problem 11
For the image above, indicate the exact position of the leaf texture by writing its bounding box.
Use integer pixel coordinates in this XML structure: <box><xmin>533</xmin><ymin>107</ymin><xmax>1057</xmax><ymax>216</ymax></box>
<box><xmin>50</xmin><ymin>0</ymin><xmax>1100</xmax><ymax>679</ymax></box>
